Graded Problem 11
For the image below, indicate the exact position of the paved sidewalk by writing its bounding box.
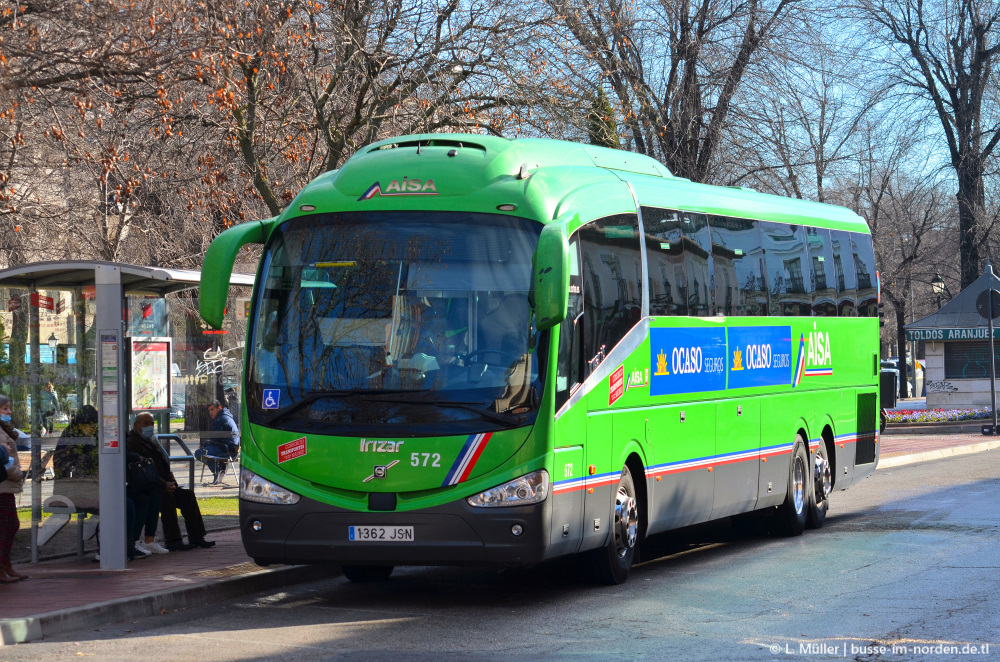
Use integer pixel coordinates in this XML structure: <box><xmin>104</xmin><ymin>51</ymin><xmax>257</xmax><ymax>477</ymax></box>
<box><xmin>0</xmin><ymin>429</ymin><xmax>996</xmax><ymax>646</ymax></box>
<box><xmin>0</xmin><ymin>528</ymin><xmax>337</xmax><ymax>645</ymax></box>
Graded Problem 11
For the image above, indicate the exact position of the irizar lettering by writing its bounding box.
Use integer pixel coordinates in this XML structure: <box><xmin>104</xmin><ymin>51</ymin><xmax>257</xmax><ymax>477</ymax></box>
<box><xmin>360</xmin><ymin>439</ymin><xmax>405</xmax><ymax>453</ymax></box>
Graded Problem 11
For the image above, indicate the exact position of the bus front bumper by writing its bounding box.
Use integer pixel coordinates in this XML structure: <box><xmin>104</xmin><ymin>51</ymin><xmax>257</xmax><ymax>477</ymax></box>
<box><xmin>239</xmin><ymin>493</ymin><xmax>552</xmax><ymax>567</ymax></box>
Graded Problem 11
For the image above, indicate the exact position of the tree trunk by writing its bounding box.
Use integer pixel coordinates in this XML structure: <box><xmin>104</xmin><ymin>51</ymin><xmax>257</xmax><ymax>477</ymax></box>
<box><xmin>956</xmin><ymin>157</ymin><xmax>985</xmax><ymax>289</ymax></box>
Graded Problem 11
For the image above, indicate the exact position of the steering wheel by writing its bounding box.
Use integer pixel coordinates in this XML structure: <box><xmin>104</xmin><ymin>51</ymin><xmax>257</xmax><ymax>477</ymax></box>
<box><xmin>464</xmin><ymin>349</ymin><xmax>523</xmax><ymax>367</ymax></box>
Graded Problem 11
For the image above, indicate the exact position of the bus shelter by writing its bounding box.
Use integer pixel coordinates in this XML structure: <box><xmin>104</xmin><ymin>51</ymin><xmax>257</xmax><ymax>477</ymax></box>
<box><xmin>0</xmin><ymin>261</ymin><xmax>253</xmax><ymax>570</ymax></box>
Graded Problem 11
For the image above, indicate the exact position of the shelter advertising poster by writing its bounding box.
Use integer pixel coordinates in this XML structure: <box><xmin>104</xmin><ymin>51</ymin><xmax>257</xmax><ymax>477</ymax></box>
<box><xmin>130</xmin><ymin>337</ymin><xmax>171</xmax><ymax>410</ymax></box>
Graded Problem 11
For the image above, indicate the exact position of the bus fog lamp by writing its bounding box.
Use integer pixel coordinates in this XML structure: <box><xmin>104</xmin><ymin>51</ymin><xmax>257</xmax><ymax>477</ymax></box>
<box><xmin>251</xmin><ymin>520</ymin><xmax>262</xmax><ymax>532</ymax></box>
<box><xmin>511</xmin><ymin>524</ymin><xmax>523</xmax><ymax>536</ymax></box>
<box><xmin>466</xmin><ymin>470</ymin><xmax>549</xmax><ymax>508</ymax></box>
<box><xmin>240</xmin><ymin>468</ymin><xmax>301</xmax><ymax>505</ymax></box>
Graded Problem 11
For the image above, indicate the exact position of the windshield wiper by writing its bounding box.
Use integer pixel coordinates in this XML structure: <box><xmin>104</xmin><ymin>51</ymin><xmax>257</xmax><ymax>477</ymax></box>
<box><xmin>376</xmin><ymin>397</ymin><xmax>526</xmax><ymax>427</ymax></box>
<box><xmin>263</xmin><ymin>389</ymin><xmax>416</xmax><ymax>426</ymax></box>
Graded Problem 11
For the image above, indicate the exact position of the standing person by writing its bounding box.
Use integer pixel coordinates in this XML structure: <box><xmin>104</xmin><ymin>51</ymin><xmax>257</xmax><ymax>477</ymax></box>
<box><xmin>40</xmin><ymin>382</ymin><xmax>59</xmax><ymax>435</ymax></box>
<box><xmin>0</xmin><ymin>395</ymin><xmax>27</xmax><ymax>581</ymax></box>
<box><xmin>195</xmin><ymin>400</ymin><xmax>239</xmax><ymax>485</ymax></box>
<box><xmin>126</xmin><ymin>412</ymin><xmax>215</xmax><ymax>551</ymax></box>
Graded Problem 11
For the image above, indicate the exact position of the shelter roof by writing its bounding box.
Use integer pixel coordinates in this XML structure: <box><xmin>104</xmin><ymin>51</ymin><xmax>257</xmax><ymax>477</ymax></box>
<box><xmin>906</xmin><ymin>261</ymin><xmax>1000</xmax><ymax>330</ymax></box>
<box><xmin>0</xmin><ymin>260</ymin><xmax>253</xmax><ymax>296</ymax></box>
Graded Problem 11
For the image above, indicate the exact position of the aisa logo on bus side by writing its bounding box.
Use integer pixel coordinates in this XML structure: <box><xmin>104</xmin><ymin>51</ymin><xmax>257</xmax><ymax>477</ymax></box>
<box><xmin>358</xmin><ymin>177</ymin><xmax>439</xmax><ymax>201</ymax></box>
<box><xmin>793</xmin><ymin>328</ymin><xmax>834</xmax><ymax>387</ymax></box>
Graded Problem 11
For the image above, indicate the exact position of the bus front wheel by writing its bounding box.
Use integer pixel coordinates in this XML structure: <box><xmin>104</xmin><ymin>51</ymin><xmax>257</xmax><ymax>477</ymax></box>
<box><xmin>342</xmin><ymin>564</ymin><xmax>394</xmax><ymax>583</ymax></box>
<box><xmin>586</xmin><ymin>465</ymin><xmax>639</xmax><ymax>585</ymax></box>
<box><xmin>773</xmin><ymin>436</ymin><xmax>809</xmax><ymax>537</ymax></box>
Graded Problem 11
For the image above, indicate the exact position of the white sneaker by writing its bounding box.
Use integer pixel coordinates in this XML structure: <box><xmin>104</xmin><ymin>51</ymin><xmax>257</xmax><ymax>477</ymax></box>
<box><xmin>134</xmin><ymin>541</ymin><xmax>151</xmax><ymax>555</ymax></box>
<box><xmin>144</xmin><ymin>541</ymin><xmax>170</xmax><ymax>554</ymax></box>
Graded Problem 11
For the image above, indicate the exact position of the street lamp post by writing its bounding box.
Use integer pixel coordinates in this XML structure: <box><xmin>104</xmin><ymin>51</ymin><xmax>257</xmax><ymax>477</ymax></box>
<box><xmin>931</xmin><ymin>273</ymin><xmax>945</xmax><ymax>309</ymax></box>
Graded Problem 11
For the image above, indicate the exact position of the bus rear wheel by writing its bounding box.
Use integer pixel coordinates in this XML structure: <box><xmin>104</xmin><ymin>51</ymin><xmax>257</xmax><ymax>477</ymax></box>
<box><xmin>773</xmin><ymin>435</ymin><xmax>809</xmax><ymax>537</ymax></box>
<box><xmin>586</xmin><ymin>465</ymin><xmax>639</xmax><ymax>585</ymax></box>
<box><xmin>806</xmin><ymin>439</ymin><xmax>831</xmax><ymax>529</ymax></box>
<box><xmin>342</xmin><ymin>564</ymin><xmax>394</xmax><ymax>583</ymax></box>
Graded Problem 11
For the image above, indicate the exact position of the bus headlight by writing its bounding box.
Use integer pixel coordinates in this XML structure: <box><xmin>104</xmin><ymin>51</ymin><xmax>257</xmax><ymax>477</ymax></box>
<box><xmin>466</xmin><ymin>470</ymin><xmax>549</xmax><ymax>508</ymax></box>
<box><xmin>240</xmin><ymin>468</ymin><xmax>301</xmax><ymax>505</ymax></box>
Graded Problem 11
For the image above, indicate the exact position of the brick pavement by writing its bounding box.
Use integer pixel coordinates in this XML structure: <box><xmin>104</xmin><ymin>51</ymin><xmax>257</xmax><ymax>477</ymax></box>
<box><xmin>878</xmin><ymin>433</ymin><xmax>988</xmax><ymax>458</ymax></box>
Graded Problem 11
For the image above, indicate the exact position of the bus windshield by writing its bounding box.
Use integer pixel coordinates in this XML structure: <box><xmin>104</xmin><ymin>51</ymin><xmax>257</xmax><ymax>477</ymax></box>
<box><xmin>246</xmin><ymin>211</ymin><xmax>545</xmax><ymax>436</ymax></box>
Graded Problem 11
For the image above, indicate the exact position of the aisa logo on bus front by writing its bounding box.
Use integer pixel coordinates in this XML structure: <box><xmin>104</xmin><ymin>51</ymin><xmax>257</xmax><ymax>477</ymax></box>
<box><xmin>358</xmin><ymin>177</ymin><xmax>438</xmax><ymax>200</ymax></box>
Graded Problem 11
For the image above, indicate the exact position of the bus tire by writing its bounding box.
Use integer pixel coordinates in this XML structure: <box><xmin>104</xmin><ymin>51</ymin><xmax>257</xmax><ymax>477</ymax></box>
<box><xmin>342</xmin><ymin>564</ymin><xmax>394</xmax><ymax>583</ymax></box>
<box><xmin>774</xmin><ymin>436</ymin><xmax>809</xmax><ymax>537</ymax></box>
<box><xmin>806</xmin><ymin>439</ymin><xmax>831</xmax><ymax>529</ymax></box>
<box><xmin>586</xmin><ymin>465</ymin><xmax>639</xmax><ymax>585</ymax></box>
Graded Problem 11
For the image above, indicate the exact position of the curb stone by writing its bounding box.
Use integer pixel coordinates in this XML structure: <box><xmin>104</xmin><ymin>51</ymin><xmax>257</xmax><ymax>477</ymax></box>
<box><xmin>0</xmin><ymin>563</ymin><xmax>340</xmax><ymax>645</ymax></box>
<box><xmin>879</xmin><ymin>440</ymin><xmax>1000</xmax><ymax>468</ymax></box>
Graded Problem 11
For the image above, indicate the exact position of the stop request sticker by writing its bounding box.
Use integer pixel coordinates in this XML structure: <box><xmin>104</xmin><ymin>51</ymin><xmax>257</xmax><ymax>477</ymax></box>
<box><xmin>278</xmin><ymin>437</ymin><xmax>307</xmax><ymax>463</ymax></box>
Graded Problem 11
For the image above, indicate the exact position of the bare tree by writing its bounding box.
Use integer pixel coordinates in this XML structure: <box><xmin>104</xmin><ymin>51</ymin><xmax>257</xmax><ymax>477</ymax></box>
<box><xmin>856</xmin><ymin>0</ymin><xmax>1000</xmax><ymax>289</ymax></box>
<box><xmin>545</xmin><ymin>0</ymin><xmax>803</xmax><ymax>182</ymax></box>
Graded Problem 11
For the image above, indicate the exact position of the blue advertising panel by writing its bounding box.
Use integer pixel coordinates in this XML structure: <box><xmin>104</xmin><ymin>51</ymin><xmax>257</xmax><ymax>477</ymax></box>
<box><xmin>650</xmin><ymin>327</ymin><xmax>727</xmax><ymax>395</ymax></box>
<box><xmin>728</xmin><ymin>326</ymin><xmax>793</xmax><ymax>389</ymax></box>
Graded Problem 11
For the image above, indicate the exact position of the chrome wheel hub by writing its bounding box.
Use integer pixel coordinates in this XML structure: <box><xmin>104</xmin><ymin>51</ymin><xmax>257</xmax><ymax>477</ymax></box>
<box><xmin>614</xmin><ymin>485</ymin><xmax>638</xmax><ymax>559</ymax></box>
<box><xmin>792</xmin><ymin>455</ymin><xmax>806</xmax><ymax>515</ymax></box>
<box><xmin>814</xmin><ymin>453</ymin><xmax>831</xmax><ymax>502</ymax></box>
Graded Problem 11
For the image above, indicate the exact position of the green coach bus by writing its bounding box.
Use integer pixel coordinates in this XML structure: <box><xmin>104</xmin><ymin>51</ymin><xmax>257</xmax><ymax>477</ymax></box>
<box><xmin>200</xmin><ymin>134</ymin><xmax>881</xmax><ymax>584</ymax></box>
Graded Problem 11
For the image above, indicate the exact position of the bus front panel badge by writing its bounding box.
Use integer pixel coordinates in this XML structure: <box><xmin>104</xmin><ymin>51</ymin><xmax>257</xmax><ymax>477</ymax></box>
<box><xmin>262</xmin><ymin>389</ymin><xmax>280</xmax><ymax>409</ymax></box>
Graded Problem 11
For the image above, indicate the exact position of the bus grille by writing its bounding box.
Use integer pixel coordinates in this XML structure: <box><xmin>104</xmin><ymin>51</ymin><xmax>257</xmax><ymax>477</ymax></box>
<box><xmin>855</xmin><ymin>392</ymin><xmax>877</xmax><ymax>465</ymax></box>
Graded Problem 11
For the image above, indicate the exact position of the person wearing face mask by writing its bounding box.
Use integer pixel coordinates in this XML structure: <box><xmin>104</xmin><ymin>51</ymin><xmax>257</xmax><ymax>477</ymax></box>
<box><xmin>126</xmin><ymin>412</ymin><xmax>214</xmax><ymax>551</ymax></box>
<box><xmin>0</xmin><ymin>395</ymin><xmax>26</xmax><ymax>582</ymax></box>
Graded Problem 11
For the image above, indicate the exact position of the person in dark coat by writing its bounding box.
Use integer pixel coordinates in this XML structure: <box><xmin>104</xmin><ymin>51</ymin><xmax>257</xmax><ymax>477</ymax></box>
<box><xmin>195</xmin><ymin>400</ymin><xmax>239</xmax><ymax>485</ymax></box>
<box><xmin>126</xmin><ymin>412</ymin><xmax>214</xmax><ymax>551</ymax></box>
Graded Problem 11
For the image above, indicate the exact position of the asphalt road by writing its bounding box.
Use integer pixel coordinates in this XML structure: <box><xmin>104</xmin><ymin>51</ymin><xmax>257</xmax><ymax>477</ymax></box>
<box><xmin>9</xmin><ymin>451</ymin><xmax>1000</xmax><ymax>661</ymax></box>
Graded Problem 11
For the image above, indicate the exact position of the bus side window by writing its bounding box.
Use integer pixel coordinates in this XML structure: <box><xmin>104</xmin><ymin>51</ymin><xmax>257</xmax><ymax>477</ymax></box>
<box><xmin>760</xmin><ymin>221</ymin><xmax>810</xmax><ymax>316</ymax></box>
<box><xmin>807</xmin><ymin>227</ymin><xmax>838</xmax><ymax>317</ymax></box>
<box><xmin>643</xmin><ymin>208</ymin><xmax>713</xmax><ymax>317</ymax></box>
<box><xmin>708</xmin><ymin>216</ymin><xmax>767</xmax><ymax>316</ymax></box>
<box><xmin>555</xmin><ymin>237</ymin><xmax>583</xmax><ymax>410</ymax></box>
<box><xmin>830</xmin><ymin>230</ymin><xmax>858</xmax><ymax>316</ymax></box>
<box><xmin>852</xmin><ymin>232</ymin><xmax>878</xmax><ymax>317</ymax></box>
<box><xmin>578</xmin><ymin>214</ymin><xmax>642</xmax><ymax>373</ymax></box>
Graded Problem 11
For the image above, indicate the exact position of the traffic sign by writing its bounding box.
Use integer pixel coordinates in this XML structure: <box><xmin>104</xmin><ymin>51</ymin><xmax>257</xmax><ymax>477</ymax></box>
<box><xmin>976</xmin><ymin>289</ymin><xmax>1000</xmax><ymax>320</ymax></box>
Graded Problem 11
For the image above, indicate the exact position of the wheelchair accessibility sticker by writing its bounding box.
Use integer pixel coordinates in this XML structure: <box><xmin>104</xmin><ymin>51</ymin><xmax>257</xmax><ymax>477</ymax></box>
<box><xmin>262</xmin><ymin>389</ymin><xmax>280</xmax><ymax>409</ymax></box>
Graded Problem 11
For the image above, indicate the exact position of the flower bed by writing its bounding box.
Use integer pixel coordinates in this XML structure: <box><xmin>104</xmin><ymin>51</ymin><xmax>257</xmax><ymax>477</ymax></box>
<box><xmin>886</xmin><ymin>408</ymin><xmax>992</xmax><ymax>424</ymax></box>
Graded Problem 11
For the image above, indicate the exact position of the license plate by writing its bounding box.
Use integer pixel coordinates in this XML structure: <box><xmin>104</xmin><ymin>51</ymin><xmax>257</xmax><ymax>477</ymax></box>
<box><xmin>348</xmin><ymin>525</ymin><xmax>414</xmax><ymax>542</ymax></box>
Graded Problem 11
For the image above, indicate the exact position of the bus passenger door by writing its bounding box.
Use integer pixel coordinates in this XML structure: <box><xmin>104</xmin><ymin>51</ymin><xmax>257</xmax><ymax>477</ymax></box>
<box><xmin>581</xmin><ymin>413</ymin><xmax>613</xmax><ymax>552</ymax></box>
<box><xmin>711</xmin><ymin>399</ymin><xmax>760</xmax><ymax>519</ymax></box>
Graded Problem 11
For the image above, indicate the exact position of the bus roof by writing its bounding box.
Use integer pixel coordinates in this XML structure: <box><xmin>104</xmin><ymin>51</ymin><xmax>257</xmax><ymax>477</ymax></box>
<box><xmin>283</xmin><ymin>134</ymin><xmax>869</xmax><ymax>235</ymax></box>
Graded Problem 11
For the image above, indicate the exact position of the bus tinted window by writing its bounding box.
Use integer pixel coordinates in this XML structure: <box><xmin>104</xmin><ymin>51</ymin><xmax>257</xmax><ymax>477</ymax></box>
<box><xmin>852</xmin><ymin>232</ymin><xmax>878</xmax><ymax>317</ymax></box>
<box><xmin>760</xmin><ymin>222</ymin><xmax>810</xmax><ymax>316</ymax></box>
<box><xmin>579</xmin><ymin>214</ymin><xmax>643</xmax><ymax>372</ymax></box>
<box><xmin>643</xmin><ymin>207</ymin><xmax>713</xmax><ymax>317</ymax></box>
<box><xmin>805</xmin><ymin>227</ymin><xmax>837</xmax><ymax>317</ymax></box>
<box><xmin>709</xmin><ymin>216</ymin><xmax>767</xmax><ymax>316</ymax></box>
<box><xmin>830</xmin><ymin>230</ymin><xmax>857</xmax><ymax>316</ymax></box>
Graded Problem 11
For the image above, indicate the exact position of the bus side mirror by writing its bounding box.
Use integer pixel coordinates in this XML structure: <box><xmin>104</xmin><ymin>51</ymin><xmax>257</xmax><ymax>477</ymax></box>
<box><xmin>532</xmin><ymin>222</ymin><xmax>570</xmax><ymax>333</ymax></box>
<box><xmin>199</xmin><ymin>219</ymin><xmax>273</xmax><ymax>329</ymax></box>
